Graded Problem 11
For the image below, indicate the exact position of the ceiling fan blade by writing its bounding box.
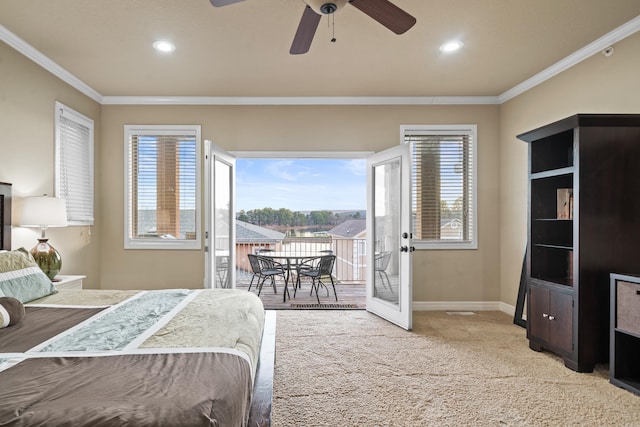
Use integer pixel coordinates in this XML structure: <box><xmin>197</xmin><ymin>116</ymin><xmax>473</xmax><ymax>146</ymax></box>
<box><xmin>209</xmin><ymin>0</ymin><xmax>245</xmax><ymax>7</ymax></box>
<box><xmin>290</xmin><ymin>6</ymin><xmax>322</xmax><ymax>55</ymax></box>
<box><xmin>349</xmin><ymin>0</ymin><xmax>416</xmax><ymax>34</ymax></box>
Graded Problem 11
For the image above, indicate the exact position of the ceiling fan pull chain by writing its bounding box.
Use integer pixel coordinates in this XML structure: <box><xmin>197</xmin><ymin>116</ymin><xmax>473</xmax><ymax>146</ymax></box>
<box><xmin>331</xmin><ymin>13</ymin><xmax>337</xmax><ymax>43</ymax></box>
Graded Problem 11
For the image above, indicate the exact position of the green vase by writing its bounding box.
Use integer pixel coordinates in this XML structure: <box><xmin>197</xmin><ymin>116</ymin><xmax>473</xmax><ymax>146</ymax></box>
<box><xmin>30</xmin><ymin>238</ymin><xmax>62</xmax><ymax>280</ymax></box>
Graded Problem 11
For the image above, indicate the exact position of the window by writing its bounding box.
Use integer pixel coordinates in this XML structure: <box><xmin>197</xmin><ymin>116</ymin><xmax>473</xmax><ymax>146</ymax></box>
<box><xmin>55</xmin><ymin>102</ymin><xmax>94</xmax><ymax>225</ymax></box>
<box><xmin>124</xmin><ymin>125</ymin><xmax>201</xmax><ymax>250</ymax></box>
<box><xmin>402</xmin><ymin>125</ymin><xmax>477</xmax><ymax>250</ymax></box>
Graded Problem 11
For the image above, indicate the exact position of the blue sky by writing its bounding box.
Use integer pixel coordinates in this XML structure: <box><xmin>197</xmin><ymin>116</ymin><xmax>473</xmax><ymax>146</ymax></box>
<box><xmin>236</xmin><ymin>158</ymin><xmax>366</xmax><ymax>212</ymax></box>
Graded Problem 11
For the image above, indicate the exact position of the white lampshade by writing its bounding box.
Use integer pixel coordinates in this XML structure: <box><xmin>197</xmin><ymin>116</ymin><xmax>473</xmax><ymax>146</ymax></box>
<box><xmin>20</xmin><ymin>196</ymin><xmax>68</xmax><ymax>228</ymax></box>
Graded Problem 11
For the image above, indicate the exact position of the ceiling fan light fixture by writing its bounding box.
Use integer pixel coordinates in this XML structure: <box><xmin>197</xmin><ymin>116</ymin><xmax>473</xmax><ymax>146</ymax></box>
<box><xmin>440</xmin><ymin>40</ymin><xmax>464</xmax><ymax>53</ymax></box>
<box><xmin>153</xmin><ymin>40</ymin><xmax>176</xmax><ymax>53</ymax></box>
<box><xmin>304</xmin><ymin>0</ymin><xmax>348</xmax><ymax>15</ymax></box>
<box><xmin>321</xmin><ymin>3</ymin><xmax>337</xmax><ymax>14</ymax></box>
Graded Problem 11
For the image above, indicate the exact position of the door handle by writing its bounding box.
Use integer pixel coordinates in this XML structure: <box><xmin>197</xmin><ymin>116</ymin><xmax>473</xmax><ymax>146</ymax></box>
<box><xmin>410</xmin><ymin>246</ymin><xmax>415</xmax><ymax>252</ymax></box>
<box><xmin>400</xmin><ymin>246</ymin><xmax>408</xmax><ymax>252</ymax></box>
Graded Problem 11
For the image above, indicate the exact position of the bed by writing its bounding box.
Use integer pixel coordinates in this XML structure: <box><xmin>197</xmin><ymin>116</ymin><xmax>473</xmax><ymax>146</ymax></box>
<box><xmin>0</xmin><ymin>182</ymin><xmax>275</xmax><ymax>426</ymax></box>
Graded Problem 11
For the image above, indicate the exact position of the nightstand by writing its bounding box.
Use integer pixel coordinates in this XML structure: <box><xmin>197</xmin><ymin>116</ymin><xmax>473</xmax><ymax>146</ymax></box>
<box><xmin>53</xmin><ymin>275</ymin><xmax>86</xmax><ymax>290</ymax></box>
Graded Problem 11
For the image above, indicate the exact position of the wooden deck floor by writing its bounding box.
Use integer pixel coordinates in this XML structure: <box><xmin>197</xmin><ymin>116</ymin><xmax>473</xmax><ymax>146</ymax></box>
<box><xmin>236</xmin><ymin>280</ymin><xmax>366</xmax><ymax>310</ymax></box>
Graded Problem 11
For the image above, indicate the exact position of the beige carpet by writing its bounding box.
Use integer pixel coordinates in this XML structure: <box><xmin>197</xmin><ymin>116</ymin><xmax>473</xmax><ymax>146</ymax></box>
<box><xmin>272</xmin><ymin>310</ymin><xmax>640</xmax><ymax>426</ymax></box>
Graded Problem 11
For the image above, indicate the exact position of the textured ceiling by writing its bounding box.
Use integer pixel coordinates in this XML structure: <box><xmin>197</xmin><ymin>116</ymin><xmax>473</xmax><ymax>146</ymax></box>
<box><xmin>1</xmin><ymin>0</ymin><xmax>639</xmax><ymax>98</ymax></box>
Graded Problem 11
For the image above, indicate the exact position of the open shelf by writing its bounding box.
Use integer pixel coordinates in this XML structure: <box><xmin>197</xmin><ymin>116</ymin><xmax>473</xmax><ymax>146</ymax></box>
<box><xmin>611</xmin><ymin>323</ymin><xmax>640</xmax><ymax>395</ymax></box>
<box><xmin>530</xmin><ymin>173</ymin><xmax>574</xmax><ymax>288</ymax></box>
<box><xmin>531</xmin><ymin>245</ymin><xmax>574</xmax><ymax>287</ymax></box>
<box><xmin>530</xmin><ymin>129</ymin><xmax>574</xmax><ymax>173</ymax></box>
<box><xmin>532</xmin><ymin>220</ymin><xmax>573</xmax><ymax>248</ymax></box>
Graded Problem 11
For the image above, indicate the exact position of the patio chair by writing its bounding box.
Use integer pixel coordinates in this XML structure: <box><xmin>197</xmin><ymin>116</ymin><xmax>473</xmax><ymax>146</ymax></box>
<box><xmin>295</xmin><ymin>253</ymin><xmax>338</xmax><ymax>292</ymax></box>
<box><xmin>375</xmin><ymin>251</ymin><xmax>392</xmax><ymax>292</ymax></box>
<box><xmin>247</xmin><ymin>253</ymin><xmax>266</xmax><ymax>292</ymax></box>
<box><xmin>255</xmin><ymin>255</ymin><xmax>290</xmax><ymax>300</ymax></box>
<box><xmin>216</xmin><ymin>255</ymin><xmax>229</xmax><ymax>288</ymax></box>
<box><xmin>297</xmin><ymin>254</ymin><xmax>337</xmax><ymax>304</ymax></box>
<box><xmin>293</xmin><ymin>256</ymin><xmax>320</xmax><ymax>294</ymax></box>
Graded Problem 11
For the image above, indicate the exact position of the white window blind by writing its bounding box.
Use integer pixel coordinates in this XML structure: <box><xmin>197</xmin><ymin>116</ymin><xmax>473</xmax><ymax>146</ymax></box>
<box><xmin>403</xmin><ymin>125</ymin><xmax>477</xmax><ymax>249</ymax></box>
<box><xmin>55</xmin><ymin>102</ymin><xmax>94</xmax><ymax>225</ymax></box>
<box><xmin>124</xmin><ymin>125</ymin><xmax>201</xmax><ymax>250</ymax></box>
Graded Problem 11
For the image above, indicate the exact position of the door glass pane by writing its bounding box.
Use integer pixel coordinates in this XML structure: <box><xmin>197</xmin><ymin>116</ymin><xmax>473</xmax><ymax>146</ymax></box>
<box><xmin>373</xmin><ymin>158</ymin><xmax>401</xmax><ymax>304</ymax></box>
<box><xmin>214</xmin><ymin>158</ymin><xmax>231</xmax><ymax>288</ymax></box>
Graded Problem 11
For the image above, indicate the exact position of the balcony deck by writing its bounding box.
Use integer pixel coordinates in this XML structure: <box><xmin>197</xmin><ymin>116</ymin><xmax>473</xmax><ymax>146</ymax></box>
<box><xmin>215</xmin><ymin>237</ymin><xmax>375</xmax><ymax>309</ymax></box>
<box><xmin>235</xmin><ymin>270</ymin><xmax>365</xmax><ymax>310</ymax></box>
<box><xmin>222</xmin><ymin>237</ymin><xmax>366</xmax><ymax>309</ymax></box>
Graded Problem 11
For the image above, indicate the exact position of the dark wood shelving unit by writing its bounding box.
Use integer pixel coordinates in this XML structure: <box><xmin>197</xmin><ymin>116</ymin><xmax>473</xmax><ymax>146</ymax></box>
<box><xmin>519</xmin><ymin>114</ymin><xmax>640</xmax><ymax>373</ymax></box>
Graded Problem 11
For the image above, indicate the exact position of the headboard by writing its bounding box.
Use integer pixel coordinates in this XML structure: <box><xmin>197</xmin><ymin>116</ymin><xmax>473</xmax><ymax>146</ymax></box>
<box><xmin>0</xmin><ymin>182</ymin><xmax>12</xmax><ymax>250</ymax></box>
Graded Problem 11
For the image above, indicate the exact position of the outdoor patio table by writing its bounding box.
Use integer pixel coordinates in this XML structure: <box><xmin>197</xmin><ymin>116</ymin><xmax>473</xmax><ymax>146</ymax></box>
<box><xmin>261</xmin><ymin>252</ymin><xmax>327</xmax><ymax>301</ymax></box>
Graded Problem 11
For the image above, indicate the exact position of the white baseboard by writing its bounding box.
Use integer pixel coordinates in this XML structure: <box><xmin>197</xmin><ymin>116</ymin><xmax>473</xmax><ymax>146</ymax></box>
<box><xmin>413</xmin><ymin>301</ymin><xmax>517</xmax><ymax>317</ymax></box>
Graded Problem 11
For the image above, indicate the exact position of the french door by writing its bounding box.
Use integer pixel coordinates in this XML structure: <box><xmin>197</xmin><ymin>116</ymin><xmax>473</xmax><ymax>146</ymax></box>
<box><xmin>204</xmin><ymin>144</ymin><xmax>412</xmax><ymax>324</ymax></box>
<box><xmin>366</xmin><ymin>144</ymin><xmax>413</xmax><ymax>330</ymax></box>
<box><xmin>204</xmin><ymin>140</ymin><xmax>236</xmax><ymax>289</ymax></box>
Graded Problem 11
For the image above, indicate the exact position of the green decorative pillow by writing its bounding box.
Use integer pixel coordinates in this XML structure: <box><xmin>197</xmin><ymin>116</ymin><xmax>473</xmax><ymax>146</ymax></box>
<box><xmin>0</xmin><ymin>248</ymin><xmax>58</xmax><ymax>303</ymax></box>
<box><xmin>0</xmin><ymin>296</ymin><xmax>25</xmax><ymax>328</ymax></box>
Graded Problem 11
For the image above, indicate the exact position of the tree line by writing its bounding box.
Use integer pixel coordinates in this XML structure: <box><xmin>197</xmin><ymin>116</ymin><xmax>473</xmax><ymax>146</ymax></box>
<box><xmin>237</xmin><ymin>208</ymin><xmax>361</xmax><ymax>227</ymax></box>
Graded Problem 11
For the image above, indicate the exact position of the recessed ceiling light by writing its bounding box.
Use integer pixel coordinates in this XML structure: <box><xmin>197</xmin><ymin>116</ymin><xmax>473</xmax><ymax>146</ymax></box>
<box><xmin>440</xmin><ymin>40</ymin><xmax>464</xmax><ymax>53</ymax></box>
<box><xmin>153</xmin><ymin>40</ymin><xmax>175</xmax><ymax>53</ymax></box>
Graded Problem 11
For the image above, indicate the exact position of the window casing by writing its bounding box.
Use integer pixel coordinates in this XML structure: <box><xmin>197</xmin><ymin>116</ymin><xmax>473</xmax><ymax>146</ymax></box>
<box><xmin>124</xmin><ymin>125</ymin><xmax>201</xmax><ymax>250</ymax></box>
<box><xmin>402</xmin><ymin>125</ymin><xmax>477</xmax><ymax>250</ymax></box>
<box><xmin>55</xmin><ymin>102</ymin><xmax>94</xmax><ymax>225</ymax></box>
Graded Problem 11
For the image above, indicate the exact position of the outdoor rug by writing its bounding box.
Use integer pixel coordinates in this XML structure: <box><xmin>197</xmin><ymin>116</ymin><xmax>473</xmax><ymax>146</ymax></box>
<box><xmin>286</xmin><ymin>303</ymin><xmax>363</xmax><ymax>310</ymax></box>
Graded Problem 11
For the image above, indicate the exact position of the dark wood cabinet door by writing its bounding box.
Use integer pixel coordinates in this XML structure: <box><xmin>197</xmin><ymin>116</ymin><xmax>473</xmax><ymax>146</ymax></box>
<box><xmin>529</xmin><ymin>284</ymin><xmax>573</xmax><ymax>355</ymax></box>
<box><xmin>529</xmin><ymin>285</ymin><xmax>549</xmax><ymax>342</ymax></box>
<box><xmin>549</xmin><ymin>290</ymin><xmax>573</xmax><ymax>353</ymax></box>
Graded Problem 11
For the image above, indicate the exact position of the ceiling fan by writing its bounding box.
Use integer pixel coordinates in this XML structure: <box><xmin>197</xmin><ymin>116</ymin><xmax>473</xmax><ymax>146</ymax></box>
<box><xmin>209</xmin><ymin>0</ymin><xmax>417</xmax><ymax>55</ymax></box>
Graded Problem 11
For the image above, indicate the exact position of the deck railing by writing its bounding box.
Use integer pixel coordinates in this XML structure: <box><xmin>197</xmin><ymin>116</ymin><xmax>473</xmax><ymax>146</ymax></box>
<box><xmin>234</xmin><ymin>237</ymin><xmax>367</xmax><ymax>284</ymax></box>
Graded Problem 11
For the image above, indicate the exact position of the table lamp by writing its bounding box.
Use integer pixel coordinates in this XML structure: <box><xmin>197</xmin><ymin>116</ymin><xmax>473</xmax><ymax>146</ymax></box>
<box><xmin>20</xmin><ymin>196</ymin><xmax>68</xmax><ymax>280</ymax></box>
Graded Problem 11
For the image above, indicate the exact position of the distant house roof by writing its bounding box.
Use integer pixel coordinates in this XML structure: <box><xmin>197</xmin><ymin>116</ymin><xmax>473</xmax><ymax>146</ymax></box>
<box><xmin>328</xmin><ymin>219</ymin><xmax>366</xmax><ymax>238</ymax></box>
<box><xmin>236</xmin><ymin>220</ymin><xmax>285</xmax><ymax>242</ymax></box>
<box><xmin>441</xmin><ymin>218</ymin><xmax>462</xmax><ymax>228</ymax></box>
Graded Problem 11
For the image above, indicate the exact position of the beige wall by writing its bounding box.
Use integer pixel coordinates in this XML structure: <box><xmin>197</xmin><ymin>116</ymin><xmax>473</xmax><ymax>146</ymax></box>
<box><xmin>101</xmin><ymin>105</ymin><xmax>501</xmax><ymax>301</ymax></box>
<box><xmin>0</xmin><ymin>41</ymin><xmax>102</xmax><ymax>288</ymax></box>
<box><xmin>498</xmin><ymin>31</ymin><xmax>640</xmax><ymax>307</ymax></box>
<box><xmin>5</xmin><ymin>27</ymin><xmax>638</xmax><ymax>306</ymax></box>
<box><xmin>2</xmin><ymin>34</ymin><xmax>502</xmax><ymax>301</ymax></box>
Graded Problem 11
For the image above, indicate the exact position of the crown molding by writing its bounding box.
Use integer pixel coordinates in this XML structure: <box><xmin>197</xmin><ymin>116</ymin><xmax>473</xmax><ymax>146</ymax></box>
<box><xmin>498</xmin><ymin>14</ymin><xmax>640</xmax><ymax>103</ymax></box>
<box><xmin>0</xmin><ymin>25</ymin><xmax>103</xmax><ymax>103</ymax></box>
<box><xmin>3</xmin><ymin>14</ymin><xmax>640</xmax><ymax>107</ymax></box>
<box><xmin>100</xmin><ymin>95</ymin><xmax>500</xmax><ymax>105</ymax></box>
